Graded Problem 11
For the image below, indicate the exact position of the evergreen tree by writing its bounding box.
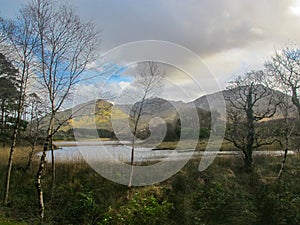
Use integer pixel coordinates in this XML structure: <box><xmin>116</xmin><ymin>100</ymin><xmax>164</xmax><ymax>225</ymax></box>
<box><xmin>0</xmin><ymin>53</ymin><xmax>19</xmax><ymax>143</ymax></box>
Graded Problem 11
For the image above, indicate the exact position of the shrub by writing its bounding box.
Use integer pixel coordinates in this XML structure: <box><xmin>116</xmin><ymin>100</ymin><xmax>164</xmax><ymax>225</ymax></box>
<box><xmin>100</xmin><ymin>190</ymin><xmax>173</xmax><ymax>225</ymax></box>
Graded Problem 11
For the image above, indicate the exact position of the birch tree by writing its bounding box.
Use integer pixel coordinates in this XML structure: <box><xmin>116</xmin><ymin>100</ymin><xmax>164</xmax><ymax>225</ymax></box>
<box><xmin>20</xmin><ymin>0</ymin><xmax>100</xmax><ymax>220</ymax></box>
<box><xmin>128</xmin><ymin>61</ymin><xmax>164</xmax><ymax>187</ymax></box>
<box><xmin>24</xmin><ymin>93</ymin><xmax>45</xmax><ymax>171</ymax></box>
<box><xmin>277</xmin><ymin>90</ymin><xmax>295</xmax><ymax>179</ymax></box>
<box><xmin>0</xmin><ymin>5</ymin><xmax>38</xmax><ymax>205</ymax></box>
<box><xmin>264</xmin><ymin>46</ymin><xmax>300</xmax><ymax>177</ymax></box>
<box><xmin>265</xmin><ymin>46</ymin><xmax>300</xmax><ymax>116</ymax></box>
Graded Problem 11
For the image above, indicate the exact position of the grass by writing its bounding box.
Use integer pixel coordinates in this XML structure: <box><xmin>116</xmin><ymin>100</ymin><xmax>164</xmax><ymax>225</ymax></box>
<box><xmin>1</xmin><ymin>143</ymin><xmax>300</xmax><ymax>224</ymax></box>
<box><xmin>144</xmin><ymin>138</ymin><xmax>284</xmax><ymax>152</ymax></box>
<box><xmin>0</xmin><ymin>146</ymin><xmax>33</xmax><ymax>165</ymax></box>
<box><xmin>0</xmin><ymin>219</ymin><xmax>27</xmax><ymax>225</ymax></box>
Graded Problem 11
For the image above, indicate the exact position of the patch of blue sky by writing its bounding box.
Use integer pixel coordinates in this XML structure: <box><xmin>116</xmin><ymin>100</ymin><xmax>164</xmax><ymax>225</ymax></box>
<box><xmin>108</xmin><ymin>73</ymin><xmax>133</xmax><ymax>83</ymax></box>
<box><xmin>283</xmin><ymin>48</ymin><xmax>300</xmax><ymax>60</ymax></box>
<box><xmin>77</xmin><ymin>62</ymin><xmax>133</xmax><ymax>85</ymax></box>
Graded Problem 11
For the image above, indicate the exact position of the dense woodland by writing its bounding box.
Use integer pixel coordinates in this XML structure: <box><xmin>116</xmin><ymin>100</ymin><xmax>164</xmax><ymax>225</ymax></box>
<box><xmin>1</xmin><ymin>0</ymin><xmax>300</xmax><ymax>224</ymax></box>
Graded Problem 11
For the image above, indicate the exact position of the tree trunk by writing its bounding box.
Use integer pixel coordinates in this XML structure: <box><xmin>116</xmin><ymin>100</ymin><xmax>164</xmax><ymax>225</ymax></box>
<box><xmin>1</xmin><ymin>100</ymin><xmax>7</xmax><ymax>148</ymax></box>
<box><xmin>128</xmin><ymin>97</ymin><xmax>146</xmax><ymax>187</ymax></box>
<box><xmin>25</xmin><ymin>135</ymin><xmax>38</xmax><ymax>171</ymax></box>
<box><xmin>36</xmin><ymin>149</ymin><xmax>46</xmax><ymax>221</ymax></box>
<box><xmin>244</xmin><ymin>153</ymin><xmax>253</xmax><ymax>171</ymax></box>
<box><xmin>3</xmin><ymin>89</ymin><xmax>23</xmax><ymax>205</ymax></box>
<box><xmin>244</xmin><ymin>85</ymin><xmax>255</xmax><ymax>170</ymax></box>
<box><xmin>50</xmin><ymin>135</ymin><xmax>56</xmax><ymax>199</ymax></box>
<box><xmin>277</xmin><ymin>147</ymin><xmax>288</xmax><ymax>179</ymax></box>
<box><xmin>128</xmin><ymin>138</ymin><xmax>135</xmax><ymax>187</ymax></box>
<box><xmin>291</xmin><ymin>87</ymin><xmax>300</xmax><ymax>117</ymax></box>
<box><xmin>1</xmin><ymin>100</ymin><xmax>5</xmax><ymax>132</ymax></box>
<box><xmin>25</xmin><ymin>102</ymin><xmax>40</xmax><ymax>172</ymax></box>
<box><xmin>3</xmin><ymin>121</ymin><xmax>19</xmax><ymax>205</ymax></box>
<box><xmin>278</xmin><ymin>131</ymin><xmax>289</xmax><ymax>179</ymax></box>
<box><xmin>35</xmin><ymin>115</ymin><xmax>54</xmax><ymax>221</ymax></box>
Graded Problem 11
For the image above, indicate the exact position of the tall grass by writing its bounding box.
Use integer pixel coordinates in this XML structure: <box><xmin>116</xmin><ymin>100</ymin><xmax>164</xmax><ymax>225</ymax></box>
<box><xmin>0</xmin><ymin>145</ymin><xmax>300</xmax><ymax>224</ymax></box>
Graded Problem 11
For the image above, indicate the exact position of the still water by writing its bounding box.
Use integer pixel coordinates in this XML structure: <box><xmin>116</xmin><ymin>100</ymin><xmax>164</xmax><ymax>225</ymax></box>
<box><xmin>42</xmin><ymin>141</ymin><xmax>293</xmax><ymax>163</ymax></box>
<box><xmin>44</xmin><ymin>141</ymin><xmax>196</xmax><ymax>163</ymax></box>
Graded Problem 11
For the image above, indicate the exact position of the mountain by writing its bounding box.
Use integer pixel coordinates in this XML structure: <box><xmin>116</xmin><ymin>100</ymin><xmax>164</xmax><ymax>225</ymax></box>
<box><xmin>193</xmin><ymin>85</ymin><xmax>297</xmax><ymax>119</ymax></box>
<box><xmin>52</xmin><ymin>97</ymin><xmax>211</xmax><ymax>140</ymax></box>
<box><xmin>51</xmin><ymin>85</ymin><xmax>295</xmax><ymax>140</ymax></box>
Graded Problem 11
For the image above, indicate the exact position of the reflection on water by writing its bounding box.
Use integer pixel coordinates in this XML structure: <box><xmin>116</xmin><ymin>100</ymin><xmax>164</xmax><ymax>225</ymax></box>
<box><xmin>41</xmin><ymin>141</ymin><xmax>294</xmax><ymax>163</ymax></box>
<box><xmin>44</xmin><ymin>141</ymin><xmax>190</xmax><ymax>163</ymax></box>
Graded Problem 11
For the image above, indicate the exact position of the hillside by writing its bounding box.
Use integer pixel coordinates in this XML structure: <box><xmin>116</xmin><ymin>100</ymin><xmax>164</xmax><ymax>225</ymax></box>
<box><xmin>193</xmin><ymin>85</ymin><xmax>297</xmax><ymax>119</ymax></box>
<box><xmin>52</xmin><ymin>97</ymin><xmax>211</xmax><ymax>140</ymax></box>
<box><xmin>51</xmin><ymin>85</ymin><xmax>295</xmax><ymax>140</ymax></box>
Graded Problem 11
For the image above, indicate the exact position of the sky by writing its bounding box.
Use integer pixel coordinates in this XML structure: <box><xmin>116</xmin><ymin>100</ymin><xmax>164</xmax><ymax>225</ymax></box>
<box><xmin>1</xmin><ymin>0</ymin><xmax>300</xmax><ymax>103</ymax></box>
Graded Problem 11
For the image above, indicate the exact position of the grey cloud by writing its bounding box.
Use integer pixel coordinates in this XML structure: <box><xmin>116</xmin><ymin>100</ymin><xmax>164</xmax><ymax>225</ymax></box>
<box><xmin>2</xmin><ymin>0</ymin><xmax>300</xmax><ymax>100</ymax></box>
<box><xmin>2</xmin><ymin>0</ymin><xmax>300</xmax><ymax>57</ymax></box>
<box><xmin>73</xmin><ymin>0</ymin><xmax>300</xmax><ymax>57</ymax></box>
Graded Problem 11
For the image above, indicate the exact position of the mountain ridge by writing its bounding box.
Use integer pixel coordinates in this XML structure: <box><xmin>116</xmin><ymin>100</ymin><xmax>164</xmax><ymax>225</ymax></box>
<box><xmin>52</xmin><ymin>85</ymin><xmax>295</xmax><ymax>140</ymax></box>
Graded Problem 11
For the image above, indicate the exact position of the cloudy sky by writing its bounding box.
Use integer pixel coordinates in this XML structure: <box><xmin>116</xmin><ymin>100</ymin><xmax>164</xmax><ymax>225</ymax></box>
<box><xmin>1</xmin><ymin>0</ymin><xmax>300</xmax><ymax>103</ymax></box>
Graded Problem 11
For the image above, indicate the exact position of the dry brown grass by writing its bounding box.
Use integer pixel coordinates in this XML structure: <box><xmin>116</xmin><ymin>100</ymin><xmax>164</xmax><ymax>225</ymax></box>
<box><xmin>0</xmin><ymin>145</ymin><xmax>42</xmax><ymax>166</ymax></box>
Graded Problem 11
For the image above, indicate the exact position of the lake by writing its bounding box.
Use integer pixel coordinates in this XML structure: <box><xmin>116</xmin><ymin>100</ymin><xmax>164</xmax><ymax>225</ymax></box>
<box><xmin>44</xmin><ymin>141</ymin><xmax>198</xmax><ymax>163</ymax></box>
<box><xmin>41</xmin><ymin>141</ymin><xmax>295</xmax><ymax>163</ymax></box>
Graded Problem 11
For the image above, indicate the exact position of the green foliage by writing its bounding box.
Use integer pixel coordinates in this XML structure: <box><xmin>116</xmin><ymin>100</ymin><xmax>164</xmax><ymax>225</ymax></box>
<box><xmin>191</xmin><ymin>181</ymin><xmax>257</xmax><ymax>225</ymax></box>
<box><xmin>53</xmin><ymin>129</ymin><xmax>75</xmax><ymax>141</ymax></box>
<box><xmin>193</xmin><ymin>182</ymin><xmax>233</xmax><ymax>223</ymax></box>
<box><xmin>100</xmin><ymin>190</ymin><xmax>173</xmax><ymax>225</ymax></box>
<box><xmin>256</xmin><ymin>182</ymin><xmax>300</xmax><ymax>225</ymax></box>
<box><xmin>0</xmin><ymin>53</ymin><xmax>21</xmax><ymax>145</ymax></box>
<box><xmin>199</xmin><ymin>128</ymin><xmax>210</xmax><ymax>139</ymax></box>
<box><xmin>0</xmin><ymin>219</ymin><xmax>27</xmax><ymax>225</ymax></box>
<box><xmin>0</xmin><ymin>53</ymin><xmax>18</xmax><ymax>78</ymax></box>
<box><xmin>67</xmin><ymin>191</ymin><xmax>100</xmax><ymax>224</ymax></box>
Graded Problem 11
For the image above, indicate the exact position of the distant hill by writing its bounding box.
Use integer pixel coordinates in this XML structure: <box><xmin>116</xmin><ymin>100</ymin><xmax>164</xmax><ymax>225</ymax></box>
<box><xmin>50</xmin><ymin>85</ymin><xmax>295</xmax><ymax>140</ymax></box>
<box><xmin>193</xmin><ymin>85</ymin><xmax>297</xmax><ymax>119</ymax></box>
<box><xmin>52</xmin><ymin>97</ymin><xmax>211</xmax><ymax>140</ymax></box>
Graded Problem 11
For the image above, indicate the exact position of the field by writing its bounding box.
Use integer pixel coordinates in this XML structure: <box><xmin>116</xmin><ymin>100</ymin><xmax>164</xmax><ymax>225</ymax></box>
<box><xmin>0</xmin><ymin>144</ymin><xmax>300</xmax><ymax>224</ymax></box>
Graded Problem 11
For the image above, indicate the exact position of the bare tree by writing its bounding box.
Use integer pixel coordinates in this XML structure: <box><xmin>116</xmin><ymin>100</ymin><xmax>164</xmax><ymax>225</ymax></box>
<box><xmin>276</xmin><ymin>88</ymin><xmax>296</xmax><ymax>179</ymax></box>
<box><xmin>225</xmin><ymin>70</ymin><xmax>279</xmax><ymax>169</ymax></box>
<box><xmin>0</xmin><ymin>5</ymin><xmax>38</xmax><ymax>205</ymax></box>
<box><xmin>19</xmin><ymin>0</ymin><xmax>100</xmax><ymax>220</ymax></box>
<box><xmin>265</xmin><ymin>46</ymin><xmax>300</xmax><ymax>116</ymax></box>
<box><xmin>264</xmin><ymin>45</ymin><xmax>300</xmax><ymax>177</ymax></box>
<box><xmin>0</xmin><ymin>17</ymin><xmax>7</xmax><ymax>44</ymax></box>
<box><xmin>24</xmin><ymin>93</ymin><xmax>46</xmax><ymax>171</ymax></box>
<box><xmin>126</xmin><ymin>61</ymin><xmax>164</xmax><ymax>187</ymax></box>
